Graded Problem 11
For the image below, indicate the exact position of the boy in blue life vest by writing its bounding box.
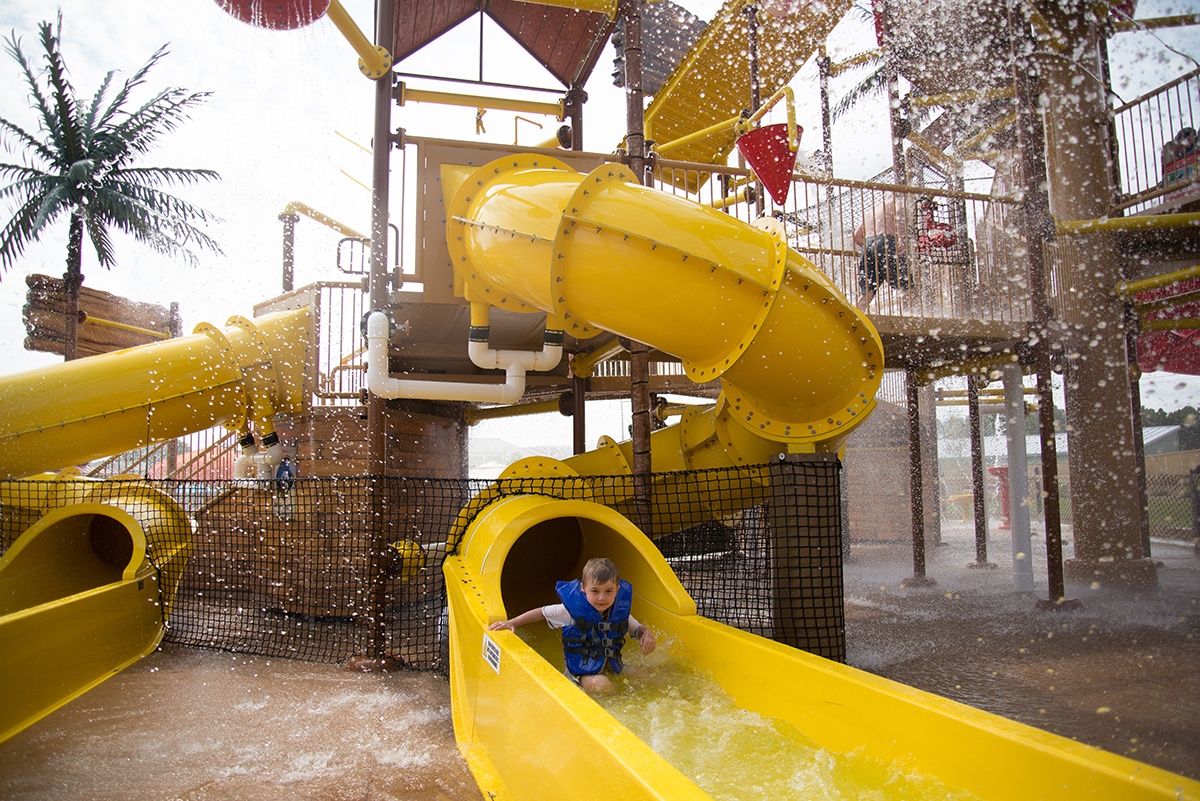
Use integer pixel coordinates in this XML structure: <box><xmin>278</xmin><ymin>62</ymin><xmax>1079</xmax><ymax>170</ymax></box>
<box><xmin>488</xmin><ymin>557</ymin><xmax>657</xmax><ymax>694</ymax></box>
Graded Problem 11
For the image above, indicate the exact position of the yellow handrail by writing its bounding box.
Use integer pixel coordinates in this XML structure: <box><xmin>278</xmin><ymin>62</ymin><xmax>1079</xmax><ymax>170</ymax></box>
<box><xmin>1058</xmin><ymin>213</ymin><xmax>1200</xmax><ymax>236</ymax></box>
<box><xmin>1116</xmin><ymin>264</ymin><xmax>1200</xmax><ymax>297</ymax></box>
<box><xmin>1142</xmin><ymin>316</ymin><xmax>1200</xmax><ymax>331</ymax></box>
<box><xmin>570</xmin><ymin>337</ymin><xmax>625</xmax><ymax>379</ymax></box>
<box><xmin>281</xmin><ymin>201</ymin><xmax>367</xmax><ymax>240</ymax></box>
<box><xmin>655</xmin><ymin>86</ymin><xmax>797</xmax><ymax>156</ymax></box>
<box><xmin>512</xmin><ymin>0</ymin><xmax>618</xmax><ymax>17</ymax></box>
<box><xmin>1110</xmin><ymin>13</ymin><xmax>1200</xmax><ymax>33</ymax></box>
<box><xmin>464</xmin><ymin>398</ymin><xmax>564</xmax><ymax>425</ymax></box>
<box><xmin>325</xmin><ymin>0</ymin><xmax>392</xmax><ymax>79</ymax></box>
<box><xmin>397</xmin><ymin>83</ymin><xmax>566</xmax><ymax>121</ymax></box>
<box><xmin>78</xmin><ymin>313</ymin><xmax>171</xmax><ymax>341</ymax></box>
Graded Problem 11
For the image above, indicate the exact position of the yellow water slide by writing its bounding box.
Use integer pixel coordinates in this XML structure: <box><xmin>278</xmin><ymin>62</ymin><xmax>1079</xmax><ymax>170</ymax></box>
<box><xmin>0</xmin><ymin>307</ymin><xmax>310</xmax><ymax>743</ymax></box>
<box><xmin>433</xmin><ymin>155</ymin><xmax>1198</xmax><ymax>798</ymax></box>
<box><xmin>0</xmin><ymin>479</ymin><xmax>191</xmax><ymax>742</ymax></box>
<box><xmin>441</xmin><ymin>154</ymin><xmax>881</xmax><ymax>459</ymax></box>
<box><xmin>446</xmin><ymin>495</ymin><xmax>1199</xmax><ymax>800</ymax></box>
<box><xmin>0</xmin><ymin>306</ymin><xmax>311</xmax><ymax>481</ymax></box>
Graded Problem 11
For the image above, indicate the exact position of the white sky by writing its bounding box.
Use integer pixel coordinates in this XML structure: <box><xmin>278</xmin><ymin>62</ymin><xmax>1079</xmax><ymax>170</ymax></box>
<box><xmin>0</xmin><ymin>0</ymin><xmax>1196</xmax><ymax>455</ymax></box>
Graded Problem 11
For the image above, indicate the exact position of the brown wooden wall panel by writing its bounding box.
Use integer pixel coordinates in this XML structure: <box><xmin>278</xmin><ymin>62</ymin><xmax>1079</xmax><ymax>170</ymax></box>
<box><xmin>23</xmin><ymin>273</ymin><xmax>175</xmax><ymax>357</ymax></box>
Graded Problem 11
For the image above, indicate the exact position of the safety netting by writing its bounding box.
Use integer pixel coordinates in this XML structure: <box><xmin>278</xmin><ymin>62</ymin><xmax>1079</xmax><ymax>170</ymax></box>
<box><xmin>0</xmin><ymin>459</ymin><xmax>846</xmax><ymax>670</ymax></box>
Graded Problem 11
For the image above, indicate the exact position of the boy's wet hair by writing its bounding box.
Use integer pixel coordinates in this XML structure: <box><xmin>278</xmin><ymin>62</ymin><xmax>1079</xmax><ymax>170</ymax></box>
<box><xmin>581</xmin><ymin>557</ymin><xmax>619</xmax><ymax>586</ymax></box>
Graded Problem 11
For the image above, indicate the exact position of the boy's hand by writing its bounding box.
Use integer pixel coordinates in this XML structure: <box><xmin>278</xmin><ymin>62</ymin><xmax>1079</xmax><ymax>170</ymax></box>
<box><xmin>636</xmin><ymin>626</ymin><xmax>657</xmax><ymax>655</ymax></box>
<box><xmin>488</xmin><ymin>620</ymin><xmax>515</xmax><ymax>631</ymax></box>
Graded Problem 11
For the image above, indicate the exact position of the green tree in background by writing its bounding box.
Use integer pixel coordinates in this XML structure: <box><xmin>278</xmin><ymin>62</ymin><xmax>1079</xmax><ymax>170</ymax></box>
<box><xmin>0</xmin><ymin>14</ymin><xmax>221</xmax><ymax>359</ymax></box>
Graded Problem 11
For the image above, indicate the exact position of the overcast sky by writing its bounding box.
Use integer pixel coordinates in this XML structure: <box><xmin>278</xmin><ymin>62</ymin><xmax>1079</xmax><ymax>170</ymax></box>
<box><xmin>0</xmin><ymin>0</ymin><xmax>1196</xmax><ymax>435</ymax></box>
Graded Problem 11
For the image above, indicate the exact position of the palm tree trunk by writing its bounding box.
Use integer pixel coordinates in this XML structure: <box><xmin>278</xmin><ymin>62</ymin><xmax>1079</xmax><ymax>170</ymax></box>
<box><xmin>63</xmin><ymin>212</ymin><xmax>84</xmax><ymax>361</ymax></box>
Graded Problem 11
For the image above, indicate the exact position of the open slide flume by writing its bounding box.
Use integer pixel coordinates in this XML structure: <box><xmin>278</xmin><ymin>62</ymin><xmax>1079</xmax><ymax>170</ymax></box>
<box><xmin>445</xmin><ymin>495</ymin><xmax>1198</xmax><ymax>800</ymax></box>
<box><xmin>0</xmin><ymin>308</ymin><xmax>310</xmax><ymax>743</ymax></box>
<box><xmin>0</xmin><ymin>480</ymin><xmax>191</xmax><ymax>743</ymax></box>
<box><xmin>434</xmin><ymin>155</ymin><xmax>1199</xmax><ymax>799</ymax></box>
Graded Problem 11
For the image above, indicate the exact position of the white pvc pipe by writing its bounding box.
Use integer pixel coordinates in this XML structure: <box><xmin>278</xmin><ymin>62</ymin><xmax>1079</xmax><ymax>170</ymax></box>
<box><xmin>1003</xmin><ymin>364</ymin><xmax>1035</xmax><ymax>592</ymax></box>
<box><xmin>233</xmin><ymin>438</ymin><xmax>285</xmax><ymax>479</ymax></box>
<box><xmin>365</xmin><ymin>311</ymin><xmax>562</xmax><ymax>404</ymax></box>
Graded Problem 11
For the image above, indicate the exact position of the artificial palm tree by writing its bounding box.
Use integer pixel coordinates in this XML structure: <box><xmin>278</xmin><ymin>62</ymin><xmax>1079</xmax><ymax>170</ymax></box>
<box><xmin>0</xmin><ymin>14</ymin><xmax>221</xmax><ymax>359</ymax></box>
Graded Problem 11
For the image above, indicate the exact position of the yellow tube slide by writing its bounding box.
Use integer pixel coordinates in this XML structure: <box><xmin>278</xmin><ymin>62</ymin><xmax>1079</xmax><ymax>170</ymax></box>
<box><xmin>0</xmin><ymin>306</ymin><xmax>311</xmax><ymax>481</ymax></box>
<box><xmin>0</xmin><ymin>482</ymin><xmax>191</xmax><ymax>743</ymax></box>
<box><xmin>444</xmin><ymin>155</ymin><xmax>882</xmax><ymax>458</ymax></box>
<box><xmin>445</xmin><ymin>496</ymin><xmax>1200</xmax><ymax>800</ymax></box>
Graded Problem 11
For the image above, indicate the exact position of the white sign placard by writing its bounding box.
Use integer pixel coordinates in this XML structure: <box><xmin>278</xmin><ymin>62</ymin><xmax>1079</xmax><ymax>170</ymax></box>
<box><xmin>483</xmin><ymin>633</ymin><xmax>501</xmax><ymax>674</ymax></box>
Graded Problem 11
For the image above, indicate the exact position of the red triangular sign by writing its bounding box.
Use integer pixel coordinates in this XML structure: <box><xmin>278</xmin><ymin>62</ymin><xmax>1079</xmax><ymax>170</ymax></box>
<box><xmin>736</xmin><ymin>123</ymin><xmax>801</xmax><ymax>206</ymax></box>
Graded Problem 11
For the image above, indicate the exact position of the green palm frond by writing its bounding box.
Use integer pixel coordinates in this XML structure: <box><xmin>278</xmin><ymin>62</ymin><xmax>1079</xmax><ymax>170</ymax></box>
<box><xmin>0</xmin><ymin>116</ymin><xmax>55</xmax><ymax>166</ymax></box>
<box><xmin>82</xmin><ymin>203</ymin><xmax>116</xmax><ymax>268</ymax></box>
<box><xmin>37</xmin><ymin>21</ymin><xmax>83</xmax><ymax>166</ymax></box>
<box><xmin>0</xmin><ymin>14</ymin><xmax>221</xmax><ymax>279</ymax></box>
<box><xmin>832</xmin><ymin>61</ymin><xmax>887</xmax><ymax>121</ymax></box>
<box><xmin>80</xmin><ymin>70</ymin><xmax>118</xmax><ymax>151</ymax></box>
<box><xmin>2</xmin><ymin>34</ymin><xmax>59</xmax><ymax>167</ymax></box>
<box><xmin>0</xmin><ymin>180</ymin><xmax>68</xmax><ymax>270</ymax></box>
<box><xmin>90</xmin><ymin>44</ymin><xmax>170</xmax><ymax>135</ymax></box>
<box><xmin>112</xmin><ymin>88</ymin><xmax>214</xmax><ymax>164</ymax></box>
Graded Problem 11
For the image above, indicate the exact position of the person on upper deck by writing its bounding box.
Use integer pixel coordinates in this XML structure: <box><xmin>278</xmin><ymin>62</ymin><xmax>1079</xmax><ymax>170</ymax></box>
<box><xmin>853</xmin><ymin>193</ymin><xmax>910</xmax><ymax>311</ymax></box>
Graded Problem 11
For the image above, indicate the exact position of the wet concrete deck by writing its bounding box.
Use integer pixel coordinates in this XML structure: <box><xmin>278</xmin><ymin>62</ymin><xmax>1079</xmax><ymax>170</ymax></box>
<box><xmin>844</xmin><ymin>523</ymin><xmax>1200</xmax><ymax>781</ymax></box>
<box><xmin>2</xmin><ymin>522</ymin><xmax>1196</xmax><ymax>798</ymax></box>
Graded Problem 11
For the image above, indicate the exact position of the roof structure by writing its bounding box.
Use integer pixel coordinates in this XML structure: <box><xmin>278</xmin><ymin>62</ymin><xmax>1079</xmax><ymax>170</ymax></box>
<box><xmin>389</xmin><ymin>1</ymin><xmax>616</xmax><ymax>88</ymax></box>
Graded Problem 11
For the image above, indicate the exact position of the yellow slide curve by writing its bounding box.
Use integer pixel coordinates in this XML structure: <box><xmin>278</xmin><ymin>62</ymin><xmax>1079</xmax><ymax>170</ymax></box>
<box><xmin>0</xmin><ymin>308</ymin><xmax>310</xmax><ymax>743</ymax></box>
<box><xmin>447</xmin><ymin>494</ymin><xmax>1199</xmax><ymax>801</ymax></box>
<box><xmin>0</xmin><ymin>479</ymin><xmax>191</xmax><ymax>742</ymax></box>
<box><xmin>437</xmin><ymin>155</ymin><xmax>1199</xmax><ymax>799</ymax></box>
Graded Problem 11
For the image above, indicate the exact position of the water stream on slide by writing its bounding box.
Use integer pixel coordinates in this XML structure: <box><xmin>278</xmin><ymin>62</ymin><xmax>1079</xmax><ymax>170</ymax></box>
<box><xmin>523</xmin><ymin>627</ymin><xmax>980</xmax><ymax>801</ymax></box>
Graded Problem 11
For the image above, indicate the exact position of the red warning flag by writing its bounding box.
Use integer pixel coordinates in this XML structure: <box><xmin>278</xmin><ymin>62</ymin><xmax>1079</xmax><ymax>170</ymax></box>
<box><xmin>736</xmin><ymin>123</ymin><xmax>801</xmax><ymax>207</ymax></box>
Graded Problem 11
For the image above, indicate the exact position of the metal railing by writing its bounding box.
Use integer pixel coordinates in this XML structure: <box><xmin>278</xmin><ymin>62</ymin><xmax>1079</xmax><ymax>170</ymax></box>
<box><xmin>309</xmin><ymin>282</ymin><xmax>369</xmax><ymax>407</ymax></box>
<box><xmin>267</xmin><ymin>281</ymin><xmax>369</xmax><ymax>409</ymax></box>
<box><xmin>648</xmin><ymin>157</ymin><xmax>1029</xmax><ymax>325</ymax></box>
<box><xmin>1112</xmin><ymin>68</ymin><xmax>1199</xmax><ymax>215</ymax></box>
<box><xmin>86</xmin><ymin>426</ymin><xmax>238</xmax><ymax>481</ymax></box>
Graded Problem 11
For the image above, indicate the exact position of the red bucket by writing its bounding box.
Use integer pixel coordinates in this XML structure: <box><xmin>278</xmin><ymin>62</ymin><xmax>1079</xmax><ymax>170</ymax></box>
<box><xmin>214</xmin><ymin>0</ymin><xmax>330</xmax><ymax>29</ymax></box>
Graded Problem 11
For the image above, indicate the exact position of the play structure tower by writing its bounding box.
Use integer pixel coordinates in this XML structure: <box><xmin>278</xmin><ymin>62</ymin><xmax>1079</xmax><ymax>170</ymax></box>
<box><xmin>2</xmin><ymin>1</ymin><xmax>1199</xmax><ymax>798</ymax></box>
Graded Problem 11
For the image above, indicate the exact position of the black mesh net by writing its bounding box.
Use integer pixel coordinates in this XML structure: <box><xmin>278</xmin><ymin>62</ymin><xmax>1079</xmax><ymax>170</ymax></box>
<box><xmin>0</xmin><ymin>459</ymin><xmax>846</xmax><ymax>670</ymax></box>
<box><xmin>1146</xmin><ymin>472</ymin><xmax>1198</xmax><ymax>544</ymax></box>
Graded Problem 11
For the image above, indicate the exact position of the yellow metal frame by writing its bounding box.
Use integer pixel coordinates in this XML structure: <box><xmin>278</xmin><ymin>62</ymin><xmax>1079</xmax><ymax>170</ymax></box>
<box><xmin>325</xmin><ymin>0</ymin><xmax>392</xmax><ymax>79</ymax></box>
<box><xmin>397</xmin><ymin>82</ymin><xmax>566</xmax><ymax>121</ymax></box>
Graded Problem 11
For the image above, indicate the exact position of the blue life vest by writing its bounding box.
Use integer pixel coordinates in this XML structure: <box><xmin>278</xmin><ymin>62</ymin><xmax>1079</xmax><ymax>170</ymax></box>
<box><xmin>556</xmin><ymin>579</ymin><xmax>632</xmax><ymax>676</ymax></box>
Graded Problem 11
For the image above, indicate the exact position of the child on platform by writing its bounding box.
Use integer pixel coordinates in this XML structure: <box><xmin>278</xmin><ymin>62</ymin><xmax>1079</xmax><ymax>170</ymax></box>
<box><xmin>488</xmin><ymin>557</ymin><xmax>657</xmax><ymax>694</ymax></box>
